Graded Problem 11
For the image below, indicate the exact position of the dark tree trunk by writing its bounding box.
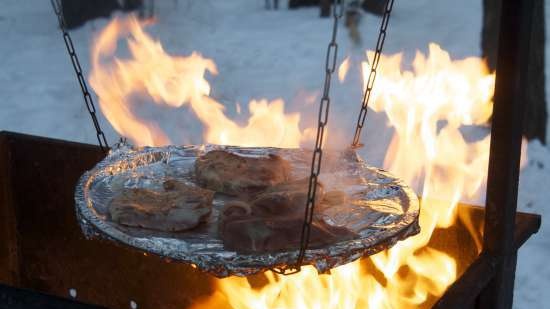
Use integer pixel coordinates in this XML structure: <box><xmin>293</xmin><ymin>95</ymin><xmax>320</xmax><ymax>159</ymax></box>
<box><xmin>265</xmin><ymin>0</ymin><xmax>280</xmax><ymax>10</ymax></box>
<box><xmin>482</xmin><ymin>0</ymin><xmax>547</xmax><ymax>144</ymax></box>
<box><xmin>61</xmin><ymin>0</ymin><xmax>143</xmax><ymax>29</ymax></box>
<box><xmin>288</xmin><ymin>0</ymin><xmax>320</xmax><ymax>9</ymax></box>
<box><xmin>320</xmin><ymin>0</ymin><xmax>331</xmax><ymax>17</ymax></box>
<box><xmin>286</xmin><ymin>0</ymin><xmax>332</xmax><ymax>18</ymax></box>
<box><xmin>523</xmin><ymin>0</ymin><xmax>547</xmax><ymax>144</ymax></box>
<box><xmin>361</xmin><ymin>0</ymin><xmax>386</xmax><ymax>16</ymax></box>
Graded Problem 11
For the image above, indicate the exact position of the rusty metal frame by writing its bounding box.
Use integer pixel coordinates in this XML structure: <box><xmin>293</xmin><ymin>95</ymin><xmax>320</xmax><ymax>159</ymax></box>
<box><xmin>479</xmin><ymin>0</ymin><xmax>537</xmax><ymax>308</ymax></box>
<box><xmin>434</xmin><ymin>0</ymin><xmax>541</xmax><ymax>308</ymax></box>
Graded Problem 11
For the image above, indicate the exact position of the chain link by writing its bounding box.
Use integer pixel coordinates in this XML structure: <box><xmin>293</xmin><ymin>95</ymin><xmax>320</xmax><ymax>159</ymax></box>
<box><xmin>50</xmin><ymin>0</ymin><xmax>109</xmax><ymax>153</ymax></box>
<box><xmin>271</xmin><ymin>0</ymin><xmax>345</xmax><ymax>275</ymax></box>
<box><xmin>50</xmin><ymin>0</ymin><xmax>389</xmax><ymax>274</ymax></box>
<box><xmin>351</xmin><ymin>0</ymin><xmax>394</xmax><ymax>148</ymax></box>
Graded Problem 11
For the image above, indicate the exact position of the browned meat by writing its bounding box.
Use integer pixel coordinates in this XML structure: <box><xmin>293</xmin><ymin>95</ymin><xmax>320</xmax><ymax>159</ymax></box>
<box><xmin>109</xmin><ymin>180</ymin><xmax>214</xmax><ymax>232</ymax></box>
<box><xmin>249</xmin><ymin>178</ymin><xmax>324</xmax><ymax>217</ymax></box>
<box><xmin>220</xmin><ymin>216</ymin><xmax>356</xmax><ymax>253</ymax></box>
<box><xmin>194</xmin><ymin>150</ymin><xmax>291</xmax><ymax>195</ymax></box>
<box><xmin>219</xmin><ymin>179</ymin><xmax>355</xmax><ymax>253</ymax></box>
<box><xmin>322</xmin><ymin>190</ymin><xmax>347</xmax><ymax>206</ymax></box>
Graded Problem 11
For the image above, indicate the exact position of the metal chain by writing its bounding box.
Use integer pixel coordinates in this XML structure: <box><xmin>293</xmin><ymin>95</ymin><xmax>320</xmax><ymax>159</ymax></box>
<box><xmin>271</xmin><ymin>0</ymin><xmax>345</xmax><ymax>275</ymax></box>
<box><xmin>50</xmin><ymin>0</ymin><xmax>109</xmax><ymax>153</ymax></box>
<box><xmin>351</xmin><ymin>0</ymin><xmax>394</xmax><ymax>148</ymax></box>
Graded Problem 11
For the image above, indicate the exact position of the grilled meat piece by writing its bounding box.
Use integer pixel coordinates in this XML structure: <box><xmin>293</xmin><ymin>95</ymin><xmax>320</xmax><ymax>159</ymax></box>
<box><xmin>219</xmin><ymin>179</ymin><xmax>355</xmax><ymax>253</ymax></box>
<box><xmin>250</xmin><ymin>178</ymin><xmax>324</xmax><ymax>216</ymax></box>
<box><xmin>322</xmin><ymin>190</ymin><xmax>347</xmax><ymax>206</ymax></box>
<box><xmin>109</xmin><ymin>180</ymin><xmax>214</xmax><ymax>232</ymax></box>
<box><xmin>220</xmin><ymin>216</ymin><xmax>356</xmax><ymax>253</ymax></box>
<box><xmin>219</xmin><ymin>178</ymin><xmax>324</xmax><ymax>225</ymax></box>
<box><xmin>195</xmin><ymin>150</ymin><xmax>291</xmax><ymax>195</ymax></box>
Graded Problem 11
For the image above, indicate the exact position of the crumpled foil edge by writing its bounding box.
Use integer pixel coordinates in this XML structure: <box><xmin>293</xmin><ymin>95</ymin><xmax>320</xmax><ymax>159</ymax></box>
<box><xmin>75</xmin><ymin>144</ymin><xmax>420</xmax><ymax>278</ymax></box>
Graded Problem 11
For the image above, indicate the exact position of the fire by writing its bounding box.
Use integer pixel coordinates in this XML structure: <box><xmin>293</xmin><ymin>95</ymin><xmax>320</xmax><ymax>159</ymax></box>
<box><xmin>89</xmin><ymin>14</ymin><xmax>497</xmax><ymax>309</ymax></box>
<box><xmin>192</xmin><ymin>44</ymin><xmax>495</xmax><ymax>309</ymax></box>
<box><xmin>338</xmin><ymin>56</ymin><xmax>351</xmax><ymax>82</ymax></box>
<box><xmin>89</xmin><ymin>15</ymin><xmax>305</xmax><ymax>148</ymax></box>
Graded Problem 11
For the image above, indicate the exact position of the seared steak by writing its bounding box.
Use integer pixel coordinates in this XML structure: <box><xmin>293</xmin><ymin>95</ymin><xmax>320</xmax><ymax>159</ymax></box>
<box><xmin>249</xmin><ymin>178</ymin><xmax>324</xmax><ymax>216</ymax></box>
<box><xmin>219</xmin><ymin>179</ymin><xmax>355</xmax><ymax>253</ymax></box>
<box><xmin>194</xmin><ymin>150</ymin><xmax>291</xmax><ymax>195</ymax></box>
<box><xmin>220</xmin><ymin>216</ymin><xmax>356</xmax><ymax>253</ymax></box>
<box><xmin>109</xmin><ymin>180</ymin><xmax>214</xmax><ymax>232</ymax></box>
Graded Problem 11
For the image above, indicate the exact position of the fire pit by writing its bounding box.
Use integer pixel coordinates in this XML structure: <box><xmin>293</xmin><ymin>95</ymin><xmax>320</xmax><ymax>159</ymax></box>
<box><xmin>0</xmin><ymin>0</ymin><xmax>543</xmax><ymax>308</ymax></box>
<box><xmin>0</xmin><ymin>131</ymin><xmax>540</xmax><ymax>309</ymax></box>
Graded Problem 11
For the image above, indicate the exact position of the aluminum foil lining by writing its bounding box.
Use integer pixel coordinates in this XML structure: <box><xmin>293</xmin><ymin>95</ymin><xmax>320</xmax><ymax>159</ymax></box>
<box><xmin>75</xmin><ymin>144</ymin><xmax>420</xmax><ymax>278</ymax></box>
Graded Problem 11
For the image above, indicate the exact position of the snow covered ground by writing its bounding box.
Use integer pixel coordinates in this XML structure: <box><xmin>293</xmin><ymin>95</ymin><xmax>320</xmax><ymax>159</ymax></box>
<box><xmin>0</xmin><ymin>0</ymin><xmax>548</xmax><ymax>308</ymax></box>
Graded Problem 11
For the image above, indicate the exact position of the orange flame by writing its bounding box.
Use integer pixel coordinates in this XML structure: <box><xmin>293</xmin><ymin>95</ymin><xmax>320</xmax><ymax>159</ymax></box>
<box><xmin>191</xmin><ymin>43</ymin><xmax>496</xmax><ymax>308</ymax></box>
<box><xmin>90</xmin><ymin>16</ymin><xmax>305</xmax><ymax>148</ymax></box>
<box><xmin>89</xmin><ymin>15</ymin><xmax>499</xmax><ymax>308</ymax></box>
<box><xmin>338</xmin><ymin>56</ymin><xmax>351</xmax><ymax>83</ymax></box>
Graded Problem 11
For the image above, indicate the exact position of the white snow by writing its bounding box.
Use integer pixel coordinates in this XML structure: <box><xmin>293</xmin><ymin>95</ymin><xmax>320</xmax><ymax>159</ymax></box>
<box><xmin>0</xmin><ymin>0</ymin><xmax>548</xmax><ymax>308</ymax></box>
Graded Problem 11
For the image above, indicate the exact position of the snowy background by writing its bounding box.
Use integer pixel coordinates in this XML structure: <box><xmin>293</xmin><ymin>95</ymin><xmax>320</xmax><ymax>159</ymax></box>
<box><xmin>0</xmin><ymin>0</ymin><xmax>548</xmax><ymax>308</ymax></box>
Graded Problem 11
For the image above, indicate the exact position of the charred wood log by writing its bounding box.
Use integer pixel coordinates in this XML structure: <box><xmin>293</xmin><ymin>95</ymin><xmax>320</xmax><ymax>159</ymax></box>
<box><xmin>523</xmin><ymin>0</ymin><xmax>547</xmax><ymax>144</ymax></box>
<box><xmin>482</xmin><ymin>0</ymin><xmax>547</xmax><ymax>144</ymax></box>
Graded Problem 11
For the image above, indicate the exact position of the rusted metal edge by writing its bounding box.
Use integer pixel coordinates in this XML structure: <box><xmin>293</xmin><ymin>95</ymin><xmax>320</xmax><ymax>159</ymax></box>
<box><xmin>513</xmin><ymin>211</ymin><xmax>541</xmax><ymax>249</ymax></box>
<box><xmin>0</xmin><ymin>133</ymin><xmax>20</xmax><ymax>286</ymax></box>
<box><xmin>434</xmin><ymin>210</ymin><xmax>541</xmax><ymax>309</ymax></box>
<box><xmin>433</xmin><ymin>253</ymin><xmax>498</xmax><ymax>309</ymax></box>
<box><xmin>0</xmin><ymin>131</ymin><xmax>106</xmax><ymax>154</ymax></box>
<box><xmin>0</xmin><ymin>283</ymin><xmax>107</xmax><ymax>309</ymax></box>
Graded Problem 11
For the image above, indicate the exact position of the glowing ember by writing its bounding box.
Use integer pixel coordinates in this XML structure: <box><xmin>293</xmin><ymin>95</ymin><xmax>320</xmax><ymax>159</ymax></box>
<box><xmin>89</xmin><ymin>14</ymin><xmax>498</xmax><ymax>309</ymax></box>
<box><xmin>90</xmin><ymin>16</ymin><xmax>305</xmax><ymax>148</ymax></box>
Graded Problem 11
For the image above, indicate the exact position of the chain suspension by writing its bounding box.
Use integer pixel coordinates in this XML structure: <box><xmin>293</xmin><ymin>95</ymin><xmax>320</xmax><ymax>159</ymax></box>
<box><xmin>351</xmin><ymin>0</ymin><xmax>394</xmax><ymax>147</ymax></box>
<box><xmin>50</xmin><ymin>0</ymin><xmax>109</xmax><ymax>153</ymax></box>
<box><xmin>50</xmin><ymin>0</ymin><xmax>391</xmax><ymax>275</ymax></box>
<box><xmin>271</xmin><ymin>0</ymin><xmax>345</xmax><ymax>275</ymax></box>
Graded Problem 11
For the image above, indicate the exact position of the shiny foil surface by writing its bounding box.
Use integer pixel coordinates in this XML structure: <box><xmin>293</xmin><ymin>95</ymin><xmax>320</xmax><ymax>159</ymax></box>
<box><xmin>75</xmin><ymin>144</ymin><xmax>420</xmax><ymax>277</ymax></box>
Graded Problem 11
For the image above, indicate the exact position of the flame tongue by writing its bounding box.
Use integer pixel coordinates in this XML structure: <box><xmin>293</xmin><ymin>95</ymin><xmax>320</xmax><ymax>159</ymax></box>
<box><xmin>91</xmin><ymin>15</ymin><xmax>497</xmax><ymax>309</ymax></box>
<box><xmin>191</xmin><ymin>43</ymin><xmax>495</xmax><ymax>309</ymax></box>
<box><xmin>90</xmin><ymin>15</ymin><xmax>305</xmax><ymax>148</ymax></box>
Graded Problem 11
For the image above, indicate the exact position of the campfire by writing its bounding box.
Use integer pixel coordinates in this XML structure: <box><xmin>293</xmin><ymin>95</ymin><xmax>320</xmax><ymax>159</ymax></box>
<box><xmin>0</xmin><ymin>1</ymin><xmax>541</xmax><ymax>309</ymax></box>
<box><xmin>90</xmin><ymin>16</ymin><xmax>492</xmax><ymax>308</ymax></box>
<box><xmin>189</xmin><ymin>45</ymin><xmax>495</xmax><ymax>309</ymax></box>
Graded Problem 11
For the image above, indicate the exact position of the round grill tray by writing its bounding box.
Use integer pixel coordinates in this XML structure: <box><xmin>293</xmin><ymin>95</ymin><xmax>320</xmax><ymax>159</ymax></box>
<box><xmin>75</xmin><ymin>144</ymin><xmax>420</xmax><ymax>278</ymax></box>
